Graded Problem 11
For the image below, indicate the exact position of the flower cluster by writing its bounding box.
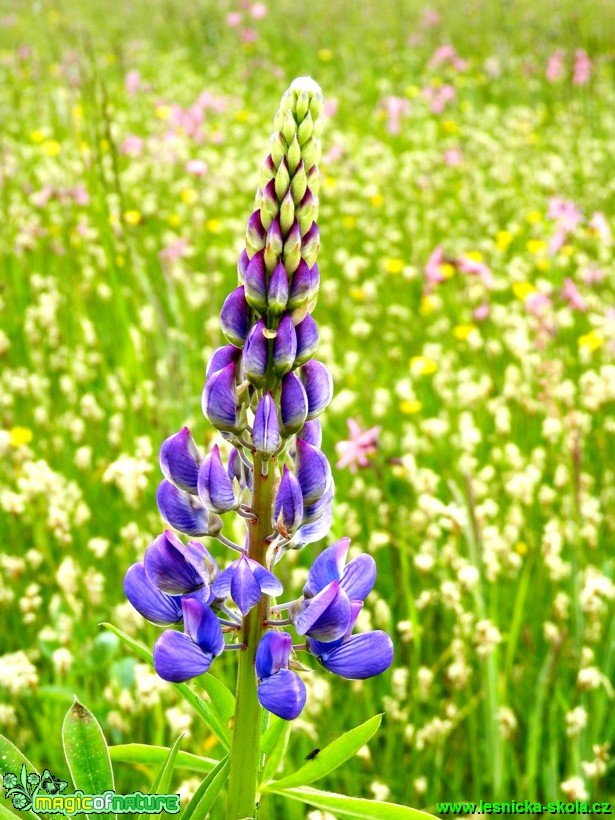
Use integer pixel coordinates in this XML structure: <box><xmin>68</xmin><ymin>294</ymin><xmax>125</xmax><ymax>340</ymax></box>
<box><xmin>124</xmin><ymin>78</ymin><xmax>393</xmax><ymax>720</ymax></box>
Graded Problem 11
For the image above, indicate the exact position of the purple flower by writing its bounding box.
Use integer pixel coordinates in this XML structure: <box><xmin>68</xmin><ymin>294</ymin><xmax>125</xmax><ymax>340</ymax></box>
<box><xmin>268</xmin><ymin>263</ymin><xmax>289</xmax><ymax>315</ymax></box>
<box><xmin>292</xmin><ymin>579</ymin><xmax>352</xmax><ymax>641</ymax></box>
<box><xmin>244</xmin><ymin>318</ymin><xmax>269</xmax><ymax>387</ymax></box>
<box><xmin>159</xmin><ymin>427</ymin><xmax>202</xmax><ymax>494</ymax></box>
<box><xmin>294</xmin><ymin>314</ymin><xmax>319</xmax><ymax>365</ymax></box>
<box><xmin>300</xmin><ymin>360</ymin><xmax>333</xmax><ymax>419</ymax></box>
<box><xmin>124</xmin><ymin>562</ymin><xmax>183</xmax><ymax>626</ymax></box>
<box><xmin>303</xmin><ymin>537</ymin><xmax>376</xmax><ymax>601</ymax></box>
<box><xmin>244</xmin><ymin>249</ymin><xmax>267</xmax><ymax>311</ymax></box>
<box><xmin>295</xmin><ymin>438</ymin><xmax>332</xmax><ymax>505</ymax></box>
<box><xmin>212</xmin><ymin>554</ymin><xmax>283</xmax><ymax>615</ymax></box>
<box><xmin>308</xmin><ymin>625</ymin><xmax>394</xmax><ymax>679</ymax></box>
<box><xmin>274</xmin><ymin>465</ymin><xmax>303</xmax><ymax>536</ymax></box>
<box><xmin>202</xmin><ymin>362</ymin><xmax>243</xmax><ymax>433</ymax></box>
<box><xmin>157</xmin><ymin>480</ymin><xmax>221</xmax><ymax>537</ymax></box>
<box><xmin>255</xmin><ymin>631</ymin><xmax>306</xmax><ymax>720</ymax></box>
<box><xmin>280</xmin><ymin>371</ymin><xmax>308</xmax><ymax>435</ymax></box>
<box><xmin>153</xmin><ymin>598</ymin><xmax>225</xmax><ymax>683</ymax></box>
<box><xmin>144</xmin><ymin>530</ymin><xmax>218</xmax><ymax>596</ymax></box>
<box><xmin>206</xmin><ymin>344</ymin><xmax>241</xmax><ymax>379</ymax></box>
<box><xmin>273</xmin><ymin>314</ymin><xmax>297</xmax><ymax>376</ymax></box>
<box><xmin>220</xmin><ymin>287</ymin><xmax>250</xmax><ymax>347</ymax></box>
<box><xmin>288</xmin><ymin>259</ymin><xmax>311</xmax><ymax>309</ymax></box>
<box><xmin>252</xmin><ymin>392</ymin><xmax>280</xmax><ymax>456</ymax></box>
<box><xmin>198</xmin><ymin>445</ymin><xmax>240</xmax><ymax>513</ymax></box>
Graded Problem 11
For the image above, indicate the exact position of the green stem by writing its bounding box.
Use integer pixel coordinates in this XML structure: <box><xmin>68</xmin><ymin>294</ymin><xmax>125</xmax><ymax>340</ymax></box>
<box><xmin>226</xmin><ymin>453</ymin><xmax>275</xmax><ymax>820</ymax></box>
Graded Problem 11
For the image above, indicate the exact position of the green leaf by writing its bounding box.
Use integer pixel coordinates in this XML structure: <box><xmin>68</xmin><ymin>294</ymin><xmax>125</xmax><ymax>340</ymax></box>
<box><xmin>181</xmin><ymin>755</ymin><xmax>230</xmax><ymax>820</ymax></box>
<box><xmin>259</xmin><ymin>720</ymin><xmax>291</xmax><ymax>786</ymax></box>
<box><xmin>101</xmin><ymin>623</ymin><xmax>231</xmax><ymax>750</ymax></box>
<box><xmin>61</xmin><ymin>698</ymin><xmax>114</xmax><ymax>820</ymax></box>
<box><xmin>268</xmin><ymin>786</ymin><xmax>433</xmax><ymax>819</ymax></box>
<box><xmin>0</xmin><ymin>737</ymin><xmax>41</xmax><ymax>820</ymax></box>
<box><xmin>139</xmin><ymin>734</ymin><xmax>184</xmax><ymax>820</ymax></box>
<box><xmin>264</xmin><ymin>714</ymin><xmax>382</xmax><ymax>790</ymax></box>
<box><xmin>259</xmin><ymin>715</ymin><xmax>287</xmax><ymax>758</ymax></box>
<box><xmin>109</xmin><ymin>745</ymin><xmax>216</xmax><ymax>775</ymax></box>
<box><xmin>195</xmin><ymin>675</ymin><xmax>235</xmax><ymax>726</ymax></box>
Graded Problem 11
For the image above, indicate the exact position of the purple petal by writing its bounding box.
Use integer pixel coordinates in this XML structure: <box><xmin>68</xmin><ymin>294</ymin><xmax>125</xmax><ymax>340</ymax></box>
<box><xmin>294</xmin><ymin>314</ymin><xmax>319</xmax><ymax>366</ymax></box>
<box><xmin>252</xmin><ymin>393</ymin><xmax>280</xmax><ymax>456</ymax></box>
<box><xmin>292</xmin><ymin>502</ymin><xmax>333</xmax><ymax>547</ymax></box>
<box><xmin>274</xmin><ymin>465</ymin><xmax>303</xmax><ymax>535</ymax></box>
<box><xmin>273</xmin><ymin>314</ymin><xmax>297</xmax><ymax>376</ymax></box>
<box><xmin>159</xmin><ymin>427</ymin><xmax>202</xmax><ymax>494</ymax></box>
<box><xmin>295</xmin><ymin>439</ymin><xmax>332</xmax><ymax>505</ymax></box>
<box><xmin>266</xmin><ymin>217</ymin><xmax>283</xmax><ymax>258</ymax></box>
<box><xmin>315</xmin><ymin>632</ymin><xmax>394</xmax><ymax>679</ymax></box>
<box><xmin>244</xmin><ymin>249</ymin><xmax>267</xmax><ymax>311</ymax></box>
<box><xmin>228</xmin><ymin>446</ymin><xmax>253</xmax><ymax>492</ymax></box>
<box><xmin>255</xmin><ymin>630</ymin><xmax>291</xmax><ymax>679</ymax></box>
<box><xmin>300</xmin><ymin>360</ymin><xmax>333</xmax><ymax>420</ymax></box>
<box><xmin>302</xmin><ymin>482</ymin><xmax>334</xmax><ymax>524</ymax></box>
<box><xmin>184</xmin><ymin>541</ymin><xmax>219</xmax><ymax>585</ymax></box>
<box><xmin>144</xmin><ymin>531</ymin><xmax>205</xmax><ymax>595</ymax></box>
<box><xmin>257</xmin><ymin>669</ymin><xmax>306</xmax><ymax>720</ymax></box>
<box><xmin>304</xmin><ymin>538</ymin><xmax>350</xmax><ymax>596</ymax></box>
<box><xmin>181</xmin><ymin>598</ymin><xmax>225</xmax><ymax>656</ymax></box>
<box><xmin>237</xmin><ymin>249</ymin><xmax>250</xmax><ymax>284</ymax></box>
<box><xmin>229</xmin><ymin>555</ymin><xmax>262</xmax><ymax>615</ymax></box>
<box><xmin>246</xmin><ymin>210</ymin><xmax>266</xmax><ymax>253</ymax></box>
<box><xmin>298</xmin><ymin>419</ymin><xmax>322</xmax><ymax>449</ymax></box>
<box><xmin>197</xmin><ymin>445</ymin><xmax>238</xmax><ymax>514</ymax></box>
<box><xmin>211</xmin><ymin>562</ymin><xmax>236</xmax><ymax>599</ymax></box>
<box><xmin>153</xmin><ymin>630</ymin><xmax>213</xmax><ymax>683</ymax></box>
<box><xmin>220</xmin><ymin>287</ymin><xmax>250</xmax><ymax>348</ymax></box>
<box><xmin>301</xmin><ymin>222</ymin><xmax>320</xmax><ymax>268</ymax></box>
<box><xmin>206</xmin><ymin>344</ymin><xmax>241</xmax><ymax>379</ymax></box>
<box><xmin>308</xmin><ymin>263</ymin><xmax>320</xmax><ymax>299</ymax></box>
<box><xmin>280</xmin><ymin>372</ymin><xmax>308</xmax><ymax>435</ymax></box>
<box><xmin>156</xmin><ymin>480</ymin><xmax>212</xmax><ymax>537</ymax></box>
<box><xmin>244</xmin><ymin>319</ymin><xmax>268</xmax><ymax>387</ymax></box>
<box><xmin>294</xmin><ymin>581</ymin><xmax>351</xmax><ymax>641</ymax></box>
<box><xmin>288</xmin><ymin>259</ymin><xmax>311</xmax><ymax>309</ymax></box>
<box><xmin>202</xmin><ymin>362</ymin><xmax>241</xmax><ymax>433</ymax></box>
<box><xmin>341</xmin><ymin>554</ymin><xmax>377</xmax><ymax>601</ymax></box>
<box><xmin>124</xmin><ymin>563</ymin><xmax>183</xmax><ymax>626</ymax></box>
<box><xmin>249</xmin><ymin>561</ymin><xmax>284</xmax><ymax>596</ymax></box>
<box><xmin>267</xmin><ymin>263</ymin><xmax>289</xmax><ymax>314</ymax></box>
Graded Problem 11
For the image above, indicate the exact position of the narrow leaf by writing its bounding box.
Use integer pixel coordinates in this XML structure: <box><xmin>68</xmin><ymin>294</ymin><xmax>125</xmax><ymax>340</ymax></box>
<box><xmin>109</xmin><ymin>745</ymin><xmax>216</xmax><ymax>774</ymax></box>
<box><xmin>138</xmin><ymin>734</ymin><xmax>184</xmax><ymax>820</ymax></box>
<box><xmin>195</xmin><ymin>675</ymin><xmax>235</xmax><ymax>726</ymax></box>
<box><xmin>101</xmin><ymin>623</ymin><xmax>231</xmax><ymax>750</ymax></box>
<box><xmin>264</xmin><ymin>714</ymin><xmax>382</xmax><ymax>790</ymax></box>
<box><xmin>269</xmin><ymin>786</ymin><xmax>433</xmax><ymax>819</ymax></box>
<box><xmin>180</xmin><ymin>755</ymin><xmax>230</xmax><ymax>820</ymax></box>
<box><xmin>0</xmin><ymin>736</ymin><xmax>42</xmax><ymax>820</ymax></box>
<box><xmin>61</xmin><ymin>698</ymin><xmax>114</xmax><ymax>820</ymax></box>
<box><xmin>260</xmin><ymin>715</ymin><xmax>287</xmax><ymax>758</ymax></box>
<box><xmin>259</xmin><ymin>721</ymin><xmax>291</xmax><ymax>786</ymax></box>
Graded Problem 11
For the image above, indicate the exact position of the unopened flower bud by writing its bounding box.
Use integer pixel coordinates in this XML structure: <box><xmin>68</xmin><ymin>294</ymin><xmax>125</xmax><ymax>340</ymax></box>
<box><xmin>280</xmin><ymin>188</ymin><xmax>295</xmax><ymax>236</ymax></box>
<box><xmin>244</xmin><ymin>249</ymin><xmax>267</xmax><ymax>311</ymax></box>
<box><xmin>275</xmin><ymin>157</ymin><xmax>291</xmax><ymax>202</ymax></box>
<box><xmin>268</xmin><ymin>263</ymin><xmax>289</xmax><ymax>315</ymax></box>
<box><xmin>291</xmin><ymin>160</ymin><xmax>307</xmax><ymax>204</ymax></box>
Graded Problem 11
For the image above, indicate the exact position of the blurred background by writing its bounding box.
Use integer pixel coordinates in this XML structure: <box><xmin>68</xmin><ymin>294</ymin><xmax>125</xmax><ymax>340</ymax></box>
<box><xmin>1</xmin><ymin>0</ymin><xmax>615</xmax><ymax>814</ymax></box>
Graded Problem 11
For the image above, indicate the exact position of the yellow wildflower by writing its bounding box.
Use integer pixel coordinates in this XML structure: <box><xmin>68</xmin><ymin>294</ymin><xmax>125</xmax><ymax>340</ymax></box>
<box><xmin>400</xmin><ymin>400</ymin><xmax>422</xmax><ymax>415</ymax></box>
<box><xmin>496</xmin><ymin>230</ymin><xmax>513</xmax><ymax>252</ymax></box>
<box><xmin>10</xmin><ymin>428</ymin><xmax>33</xmax><ymax>448</ymax></box>
<box><xmin>410</xmin><ymin>356</ymin><xmax>438</xmax><ymax>375</ymax></box>
<box><xmin>206</xmin><ymin>219</ymin><xmax>222</xmax><ymax>233</ymax></box>
<box><xmin>578</xmin><ymin>331</ymin><xmax>603</xmax><ymax>352</ymax></box>
<box><xmin>453</xmin><ymin>324</ymin><xmax>477</xmax><ymax>341</ymax></box>
<box><xmin>181</xmin><ymin>188</ymin><xmax>198</xmax><ymax>205</ymax></box>
<box><xmin>318</xmin><ymin>49</ymin><xmax>334</xmax><ymax>62</ymax></box>
<box><xmin>384</xmin><ymin>258</ymin><xmax>404</xmax><ymax>274</ymax></box>
<box><xmin>370</xmin><ymin>194</ymin><xmax>384</xmax><ymax>208</ymax></box>
<box><xmin>526</xmin><ymin>211</ymin><xmax>542</xmax><ymax>224</ymax></box>
<box><xmin>42</xmin><ymin>140</ymin><xmax>61</xmax><ymax>157</ymax></box>
<box><xmin>124</xmin><ymin>210</ymin><xmax>142</xmax><ymax>226</ymax></box>
<box><xmin>513</xmin><ymin>281</ymin><xmax>536</xmax><ymax>300</ymax></box>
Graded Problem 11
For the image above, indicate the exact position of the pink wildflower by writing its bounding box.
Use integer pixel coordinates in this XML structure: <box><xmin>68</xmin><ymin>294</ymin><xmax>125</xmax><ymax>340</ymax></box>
<box><xmin>589</xmin><ymin>212</ymin><xmax>612</xmax><ymax>245</ymax></box>
<box><xmin>457</xmin><ymin>255</ymin><xmax>495</xmax><ymax>289</ymax></box>
<box><xmin>226</xmin><ymin>11</ymin><xmax>242</xmax><ymax>26</ymax></box>
<box><xmin>185</xmin><ymin>159</ymin><xmax>208</xmax><ymax>176</ymax></box>
<box><xmin>573</xmin><ymin>50</ymin><xmax>592</xmax><ymax>85</ymax></box>
<box><xmin>250</xmin><ymin>3</ymin><xmax>267</xmax><ymax>18</ymax></box>
<box><xmin>443</xmin><ymin>147</ymin><xmax>462</xmax><ymax>166</ymax></box>
<box><xmin>546</xmin><ymin>49</ymin><xmax>565</xmax><ymax>82</ymax></box>
<box><xmin>561</xmin><ymin>278</ymin><xmax>586</xmax><ymax>311</ymax></box>
<box><xmin>424</xmin><ymin>245</ymin><xmax>447</xmax><ymax>285</ymax></box>
<box><xmin>335</xmin><ymin>419</ymin><xmax>380</xmax><ymax>473</ymax></box>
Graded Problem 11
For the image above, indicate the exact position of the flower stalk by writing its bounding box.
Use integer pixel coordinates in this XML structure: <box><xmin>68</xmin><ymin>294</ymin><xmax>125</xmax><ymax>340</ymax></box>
<box><xmin>227</xmin><ymin>453</ymin><xmax>274</xmax><ymax>818</ymax></box>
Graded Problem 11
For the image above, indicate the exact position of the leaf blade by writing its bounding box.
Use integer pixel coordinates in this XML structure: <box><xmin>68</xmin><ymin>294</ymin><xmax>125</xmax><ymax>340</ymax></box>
<box><xmin>264</xmin><ymin>714</ymin><xmax>382</xmax><ymax>790</ymax></box>
<box><xmin>180</xmin><ymin>755</ymin><xmax>230</xmax><ymax>820</ymax></box>
<box><xmin>268</xmin><ymin>786</ymin><xmax>433</xmax><ymax>819</ymax></box>
<box><xmin>108</xmin><ymin>745</ymin><xmax>216</xmax><ymax>775</ymax></box>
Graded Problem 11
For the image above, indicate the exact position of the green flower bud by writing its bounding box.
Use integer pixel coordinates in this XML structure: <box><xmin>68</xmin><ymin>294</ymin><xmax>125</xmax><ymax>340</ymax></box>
<box><xmin>260</xmin><ymin>154</ymin><xmax>276</xmax><ymax>188</ymax></box>
<box><xmin>291</xmin><ymin>160</ymin><xmax>307</xmax><ymax>204</ymax></box>
<box><xmin>287</xmin><ymin>134</ymin><xmax>301</xmax><ymax>174</ymax></box>
<box><xmin>297</xmin><ymin>111</ymin><xmax>314</xmax><ymax>146</ymax></box>
<box><xmin>307</xmin><ymin>164</ymin><xmax>320</xmax><ymax>196</ymax></box>
<box><xmin>282</xmin><ymin>110</ymin><xmax>297</xmax><ymax>146</ymax></box>
<box><xmin>302</xmin><ymin>137</ymin><xmax>320</xmax><ymax>170</ymax></box>
<box><xmin>270</xmin><ymin>131</ymin><xmax>286</xmax><ymax>168</ymax></box>
<box><xmin>309</xmin><ymin>91</ymin><xmax>325</xmax><ymax>119</ymax></box>
<box><xmin>275</xmin><ymin>157</ymin><xmax>291</xmax><ymax>202</ymax></box>
<box><xmin>296</xmin><ymin>89</ymin><xmax>310</xmax><ymax>121</ymax></box>
<box><xmin>280</xmin><ymin>189</ymin><xmax>295</xmax><ymax>237</ymax></box>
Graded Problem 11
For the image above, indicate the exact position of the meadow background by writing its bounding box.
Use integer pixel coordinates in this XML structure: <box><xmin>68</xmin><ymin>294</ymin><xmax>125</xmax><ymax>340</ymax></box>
<box><xmin>1</xmin><ymin>0</ymin><xmax>615</xmax><ymax>815</ymax></box>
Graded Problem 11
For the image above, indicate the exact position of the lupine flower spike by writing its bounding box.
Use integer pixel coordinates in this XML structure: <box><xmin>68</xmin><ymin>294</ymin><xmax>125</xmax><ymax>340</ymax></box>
<box><xmin>122</xmin><ymin>77</ymin><xmax>393</xmax><ymax>820</ymax></box>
